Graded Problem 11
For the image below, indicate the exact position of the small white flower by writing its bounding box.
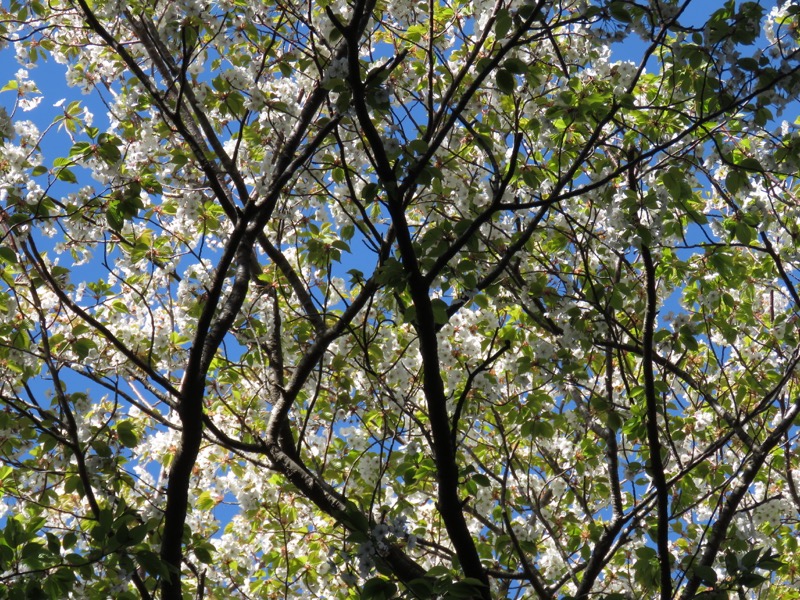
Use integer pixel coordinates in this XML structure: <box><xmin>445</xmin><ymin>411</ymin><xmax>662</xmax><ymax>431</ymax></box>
<box><xmin>383</xmin><ymin>136</ymin><xmax>401</xmax><ymax>156</ymax></box>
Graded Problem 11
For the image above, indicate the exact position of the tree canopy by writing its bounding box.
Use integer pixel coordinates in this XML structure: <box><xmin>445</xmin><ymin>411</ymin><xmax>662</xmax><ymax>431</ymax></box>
<box><xmin>1</xmin><ymin>0</ymin><xmax>800</xmax><ymax>598</ymax></box>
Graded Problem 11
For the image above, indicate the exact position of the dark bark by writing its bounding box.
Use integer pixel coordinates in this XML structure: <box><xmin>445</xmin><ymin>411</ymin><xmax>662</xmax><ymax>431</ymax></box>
<box><xmin>640</xmin><ymin>242</ymin><xmax>672</xmax><ymax>600</ymax></box>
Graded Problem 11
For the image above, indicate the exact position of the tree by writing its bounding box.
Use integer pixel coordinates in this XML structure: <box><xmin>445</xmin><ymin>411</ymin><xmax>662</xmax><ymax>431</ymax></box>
<box><xmin>1</xmin><ymin>0</ymin><xmax>800</xmax><ymax>597</ymax></box>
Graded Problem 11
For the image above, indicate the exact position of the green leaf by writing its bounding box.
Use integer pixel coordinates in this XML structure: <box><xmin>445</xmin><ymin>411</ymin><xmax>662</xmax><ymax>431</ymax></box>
<box><xmin>448</xmin><ymin>580</ymin><xmax>487</xmax><ymax>597</ymax></box>
<box><xmin>430</xmin><ymin>298</ymin><xmax>449</xmax><ymax>325</ymax></box>
<box><xmin>725</xmin><ymin>169</ymin><xmax>748</xmax><ymax>195</ymax></box>
<box><xmin>335</xmin><ymin>89</ymin><xmax>352</xmax><ymax>113</ymax></box>
<box><xmin>739</xmin><ymin>572</ymin><xmax>768</xmax><ymax>588</ymax></box>
<box><xmin>608</xmin><ymin>0</ymin><xmax>632</xmax><ymax>22</ymax></box>
<box><xmin>521</xmin><ymin>167</ymin><xmax>539</xmax><ymax>187</ymax></box>
<box><xmin>677</xmin><ymin>325</ymin><xmax>698</xmax><ymax>351</ymax></box>
<box><xmin>68</xmin><ymin>141</ymin><xmax>91</xmax><ymax>158</ymax></box>
<box><xmin>754</xmin><ymin>106</ymin><xmax>772</xmax><ymax>127</ymax></box>
<box><xmin>496</xmin><ymin>69</ymin><xmax>516</xmax><ymax>94</ymax></box>
<box><xmin>737</xmin><ymin>157</ymin><xmax>762</xmax><ymax>171</ymax></box>
<box><xmin>73</xmin><ymin>338</ymin><xmax>97</xmax><ymax>360</ymax></box>
<box><xmin>196</xmin><ymin>491</ymin><xmax>217</xmax><ymax>511</ymax></box>
<box><xmin>503</xmin><ymin>57</ymin><xmax>527</xmax><ymax>74</ymax></box>
<box><xmin>44</xmin><ymin>567</ymin><xmax>75</xmax><ymax>597</ymax></box>
<box><xmin>495</xmin><ymin>9</ymin><xmax>512</xmax><ymax>38</ymax></box>
<box><xmin>757</xmin><ymin>550</ymin><xmax>784</xmax><ymax>571</ymax></box>
<box><xmin>693</xmin><ymin>564</ymin><xmax>718</xmax><ymax>585</ymax></box>
<box><xmin>62</xmin><ymin>532</ymin><xmax>77</xmax><ymax>550</ymax></box>
<box><xmin>735</xmin><ymin>221</ymin><xmax>754</xmax><ymax>245</ymax></box>
<box><xmin>0</xmin><ymin>247</ymin><xmax>18</xmax><ymax>264</ymax></box>
<box><xmin>97</xmin><ymin>134</ymin><xmax>122</xmax><ymax>163</ymax></box>
<box><xmin>278</xmin><ymin>61</ymin><xmax>293</xmax><ymax>77</ymax></box>
<box><xmin>127</xmin><ymin>524</ymin><xmax>148</xmax><ymax>545</ymax></box>
<box><xmin>194</xmin><ymin>545</ymin><xmax>213</xmax><ymax>564</ymax></box>
<box><xmin>115</xmin><ymin>420</ymin><xmax>138</xmax><ymax>448</ymax></box>
<box><xmin>405</xmin><ymin>24</ymin><xmax>426</xmax><ymax>43</ymax></box>
<box><xmin>662</xmin><ymin>168</ymin><xmax>691</xmax><ymax>200</ymax></box>
<box><xmin>361</xmin><ymin>577</ymin><xmax>397</xmax><ymax>600</ymax></box>
<box><xmin>361</xmin><ymin>182</ymin><xmax>379</xmax><ymax>201</ymax></box>
<box><xmin>471</xmin><ymin>473</ymin><xmax>491</xmax><ymax>487</ymax></box>
<box><xmin>46</xmin><ymin>532</ymin><xmax>60</xmax><ymax>554</ymax></box>
<box><xmin>405</xmin><ymin>578</ymin><xmax>434</xmax><ymax>598</ymax></box>
<box><xmin>56</xmin><ymin>167</ymin><xmax>77</xmax><ymax>183</ymax></box>
<box><xmin>741</xmin><ymin>548</ymin><xmax>761</xmax><ymax>569</ymax></box>
<box><xmin>407</xmin><ymin>138</ymin><xmax>428</xmax><ymax>156</ymax></box>
<box><xmin>136</xmin><ymin>549</ymin><xmax>171</xmax><ymax>577</ymax></box>
<box><xmin>425</xmin><ymin>565</ymin><xmax>451</xmax><ymax>578</ymax></box>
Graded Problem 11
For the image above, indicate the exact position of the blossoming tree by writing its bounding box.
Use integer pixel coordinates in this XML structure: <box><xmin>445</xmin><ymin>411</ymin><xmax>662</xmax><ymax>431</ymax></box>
<box><xmin>1</xmin><ymin>0</ymin><xmax>800</xmax><ymax>597</ymax></box>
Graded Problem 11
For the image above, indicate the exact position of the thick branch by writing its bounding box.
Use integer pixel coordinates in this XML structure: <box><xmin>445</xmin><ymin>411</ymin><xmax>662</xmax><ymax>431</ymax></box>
<box><xmin>640</xmin><ymin>243</ymin><xmax>672</xmax><ymax>600</ymax></box>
